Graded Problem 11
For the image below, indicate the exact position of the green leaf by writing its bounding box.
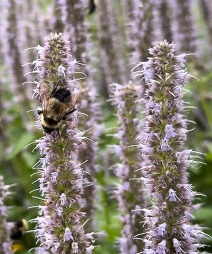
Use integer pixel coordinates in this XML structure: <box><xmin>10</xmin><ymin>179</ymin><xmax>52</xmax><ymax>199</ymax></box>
<box><xmin>6</xmin><ymin>133</ymin><xmax>35</xmax><ymax>160</ymax></box>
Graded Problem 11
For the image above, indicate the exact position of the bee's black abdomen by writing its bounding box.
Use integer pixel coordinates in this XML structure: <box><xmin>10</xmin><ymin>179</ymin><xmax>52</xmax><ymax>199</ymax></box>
<box><xmin>88</xmin><ymin>0</ymin><xmax>96</xmax><ymax>14</ymax></box>
<box><xmin>10</xmin><ymin>229</ymin><xmax>23</xmax><ymax>240</ymax></box>
<box><xmin>10</xmin><ymin>220</ymin><xmax>24</xmax><ymax>240</ymax></box>
<box><xmin>53</xmin><ymin>88</ymin><xmax>70</xmax><ymax>103</ymax></box>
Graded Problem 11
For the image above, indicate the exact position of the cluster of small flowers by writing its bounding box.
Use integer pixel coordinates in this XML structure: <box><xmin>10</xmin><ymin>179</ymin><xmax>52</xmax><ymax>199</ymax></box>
<box><xmin>35</xmin><ymin>129</ymin><xmax>95</xmax><ymax>254</ymax></box>
<box><xmin>136</xmin><ymin>40</ymin><xmax>204</xmax><ymax>253</ymax></box>
<box><xmin>0</xmin><ymin>0</ymin><xmax>34</xmax><ymax>131</ymax></box>
<box><xmin>171</xmin><ymin>0</ymin><xmax>197</xmax><ymax>53</ymax></box>
<box><xmin>58</xmin><ymin>0</ymin><xmax>102</xmax><ymax>231</ymax></box>
<box><xmin>33</xmin><ymin>33</ymin><xmax>95</xmax><ymax>254</ymax></box>
<box><xmin>130</xmin><ymin>0</ymin><xmax>156</xmax><ymax>64</ymax></box>
<box><xmin>76</xmin><ymin>84</ymin><xmax>102</xmax><ymax>229</ymax></box>
<box><xmin>58</xmin><ymin>0</ymin><xmax>89</xmax><ymax>65</ymax></box>
<box><xmin>96</xmin><ymin>0</ymin><xmax>127</xmax><ymax>86</ymax></box>
<box><xmin>33</xmin><ymin>33</ymin><xmax>76</xmax><ymax>95</ymax></box>
<box><xmin>110</xmin><ymin>82</ymin><xmax>146</xmax><ymax>254</ymax></box>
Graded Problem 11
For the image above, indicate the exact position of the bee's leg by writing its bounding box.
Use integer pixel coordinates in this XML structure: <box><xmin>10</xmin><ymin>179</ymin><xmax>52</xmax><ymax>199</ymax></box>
<box><xmin>51</xmin><ymin>86</ymin><xmax>57</xmax><ymax>96</ymax></box>
<box><xmin>62</xmin><ymin>108</ymin><xmax>76</xmax><ymax>120</ymax></box>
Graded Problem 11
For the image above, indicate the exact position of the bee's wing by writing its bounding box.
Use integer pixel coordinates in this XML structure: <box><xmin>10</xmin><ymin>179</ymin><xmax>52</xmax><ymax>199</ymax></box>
<box><xmin>39</xmin><ymin>81</ymin><xmax>54</xmax><ymax>110</ymax></box>
<box><xmin>61</xmin><ymin>89</ymin><xmax>80</xmax><ymax>116</ymax></box>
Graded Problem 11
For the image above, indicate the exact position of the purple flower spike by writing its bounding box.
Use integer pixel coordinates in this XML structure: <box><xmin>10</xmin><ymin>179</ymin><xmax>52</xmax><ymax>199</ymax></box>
<box><xmin>32</xmin><ymin>33</ymin><xmax>95</xmax><ymax>254</ymax></box>
<box><xmin>136</xmin><ymin>40</ymin><xmax>205</xmax><ymax>253</ymax></box>
<box><xmin>111</xmin><ymin>82</ymin><xmax>146</xmax><ymax>254</ymax></box>
<box><xmin>171</xmin><ymin>0</ymin><xmax>197</xmax><ymax>54</ymax></box>
<box><xmin>58</xmin><ymin>0</ymin><xmax>102</xmax><ymax>232</ymax></box>
<box><xmin>128</xmin><ymin>0</ymin><xmax>156</xmax><ymax>65</ymax></box>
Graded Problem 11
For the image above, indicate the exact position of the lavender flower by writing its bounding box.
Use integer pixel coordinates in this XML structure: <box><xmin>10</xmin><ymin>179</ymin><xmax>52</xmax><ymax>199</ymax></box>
<box><xmin>1</xmin><ymin>0</ymin><xmax>35</xmax><ymax>131</ymax></box>
<box><xmin>58</xmin><ymin>0</ymin><xmax>89</xmax><ymax>66</ymax></box>
<box><xmin>158</xmin><ymin>1</ymin><xmax>173</xmax><ymax>42</ymax></box>
<box><xmin>136</xmin><ymin>40</ymin><xmax>204</xmax><ymax>253</ymax></box>
<box><xmin>0</xmin><ymin>78</ymin><xmax>8</xmax><ymax>146</ymax></box>
<box><xmin>32</xmin><ymin>33</ymin><xmax>95</xmax><ymax>254</ymax></box>
<box><xmin>171</xmin><ymin>0</ymin><xmax>197</xmax><ymax>54</ymax></box>
<box><xmin>96</xmin><ymin>0</ymin><xmax>127</xmax><ymax>87</ymax></box>
<box><xmin>58</xmin><ymin>0</ymin><xmax>102</xmax><ymax>231</ymax></box>
<box><xmin>50</xmin><ymin>0</ymin><xmax>64</xmax><ymax>33</ymax></box>
<box><xmin>122</xmin><ymin>0</ymin><xmax>136</xmax><ymax>28</ymax></box>
<box><xmin>128</xmin><ymin>0</ymin><xmax>156</xmax><ymax>65</ymax></box>
<box><xmin>76</xmin><ymin>85</ymin><xmax>102</xmax><ymax>232</ymax></box>
<box><xmin>110</xmin><ymin>82</ymin><xmax>146</xmax><ymax>254</ymax></box>
<box><xmin>121</xmin><ymin>0</ymin><xmax>136</xmax><ymax>77</ymax></box>
<box><xmin>0</xmin><ymin>175</ymin><xmax>12</xmax><ymax>254</ymax></box>
<box><xmin>199</xmin><ymin>0</ymin><xmax>212</xmax><ymax>56</ymax></box>
<box><xmin>1</xmin><ymin>0</ymin><xmax>29</xmax><ymax>102</ymax></box>
<box><xmin>20</xmin><ymin>1</ymin><xmax>46</xmax><ymax>65</ymax></box>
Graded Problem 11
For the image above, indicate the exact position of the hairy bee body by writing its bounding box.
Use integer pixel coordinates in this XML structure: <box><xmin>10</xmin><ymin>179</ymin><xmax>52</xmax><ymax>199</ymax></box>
<box><xmin>88</xmin><ymin>0</ymin><xmax>97</xmax><ymax>14</ymax></box>
<box><xmin>9</xmin><ymin>219</ymin><xmax>28</xmax><ymax>240</ymax></box>
<box><xmin>38</xmin><ymin>84</ymin><xmax>78</xmax><ymax>133</ymax></box>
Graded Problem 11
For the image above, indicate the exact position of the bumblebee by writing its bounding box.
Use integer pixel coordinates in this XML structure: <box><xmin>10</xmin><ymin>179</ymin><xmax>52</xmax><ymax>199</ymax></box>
<box><xmin>11</xmin><ymin>242</ymin><xmax>25</xmax><ymax>253</ymax></box>
<box><xmin>9</xmin><ymin>219</ymin><xmax>28</xmax><ymax>241</ymax></box>
<box><xmin>88</xmin><ymin>0</ymin><xmax>98</xmax><ymax>14</ymax></box>
<box><xmin>38</xmin><ymin>81</ymin><xmax>79</xmax><ymax>133</ymax></box>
